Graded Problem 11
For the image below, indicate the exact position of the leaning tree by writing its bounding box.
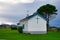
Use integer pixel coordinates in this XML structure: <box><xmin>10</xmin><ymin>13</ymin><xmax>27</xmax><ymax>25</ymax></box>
<box><xmin>37</xmin><ymin>4</ymin><xmax>57</xmax><ymax>31</ymax></box>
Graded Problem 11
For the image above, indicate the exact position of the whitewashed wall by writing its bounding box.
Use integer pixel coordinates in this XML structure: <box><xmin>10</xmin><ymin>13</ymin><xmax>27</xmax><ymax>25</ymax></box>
<box><xmin>28</xmin><ymin>15</ymin><xmax>47</xmax><ymax>34</ymax></box>
<box><xmin>20</xmin><ymin>20</ymin><xmax>28</xmax><ymax>33</ymax></box>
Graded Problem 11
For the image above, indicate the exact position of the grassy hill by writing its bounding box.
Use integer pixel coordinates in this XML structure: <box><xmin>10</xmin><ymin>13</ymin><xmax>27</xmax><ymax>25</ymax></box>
<box><xmin>0</xmin><ymin>28</ymin><xmax>60</xmax><ymax>40</ymax></box>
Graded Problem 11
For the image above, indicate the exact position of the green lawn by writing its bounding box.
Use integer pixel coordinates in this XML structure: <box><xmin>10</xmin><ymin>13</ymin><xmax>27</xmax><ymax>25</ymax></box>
<box><xmin>0</xmin><ymin>28</ymin><xmax>60</xmax><ymax>40</ymax></box>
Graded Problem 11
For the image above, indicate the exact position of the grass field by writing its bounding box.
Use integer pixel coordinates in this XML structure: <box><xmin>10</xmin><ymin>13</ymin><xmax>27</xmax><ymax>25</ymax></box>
<box><xmin>0</xmin><ymin>28</ymin><xmax>60</xmax><ymax>40</ymax></box>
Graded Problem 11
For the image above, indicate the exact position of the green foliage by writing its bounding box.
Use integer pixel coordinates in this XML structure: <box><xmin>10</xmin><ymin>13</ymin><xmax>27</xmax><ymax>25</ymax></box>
<box><xmin>17</xmin><ymin>26</ymin><xmax>23</xmax><ymax>33</ymax></box>
<box><xmin>57</xmin><ymin>28</ymin><xmax>60</xmax><ymax>32</ymax></box>
<box><xmin>11</xmin><ymin>27</ymin><xmax>17</xmax><ymax>30</ymax></box>
<box><xmin>37</xmin><ymin>4</ymin><xmax>57</xmax><ymax>15</ymax></box>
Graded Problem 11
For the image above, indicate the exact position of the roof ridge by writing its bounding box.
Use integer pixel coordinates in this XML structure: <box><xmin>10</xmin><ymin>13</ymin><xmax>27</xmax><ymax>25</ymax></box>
<box><xmin>20</xmin><ymin>12</ymin><xmax>47</xmax><ymax>22</ymax></box>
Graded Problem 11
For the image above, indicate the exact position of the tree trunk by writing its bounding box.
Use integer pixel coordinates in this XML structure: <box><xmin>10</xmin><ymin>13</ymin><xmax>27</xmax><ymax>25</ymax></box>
<box><xmin>47</xmin><ymin>15</ymin><xmax>49</xmax><ymax>32</ymax></box>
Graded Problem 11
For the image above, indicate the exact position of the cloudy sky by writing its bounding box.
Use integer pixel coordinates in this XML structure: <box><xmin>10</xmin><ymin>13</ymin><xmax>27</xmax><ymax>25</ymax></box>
<box><xmin>0</xmin><ymin>0</ymin><xmax>60</xmax><ymax>27</ymax></box>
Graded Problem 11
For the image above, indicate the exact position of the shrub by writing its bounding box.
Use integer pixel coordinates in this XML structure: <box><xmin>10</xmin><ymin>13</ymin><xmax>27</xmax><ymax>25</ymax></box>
<box><xmin>11</xmin><ymin>26</ymin><xmax>17</xmax><ymax>30</ymax></box>
<box><xmin>57</xmin><ymin>28</ymin><xmax>60</xmax><ymax>32</ymax></box>
<box><xmin>17</xmin><ymin>26</ymin><xmax>23</xmax><ymax>33</ymax></box>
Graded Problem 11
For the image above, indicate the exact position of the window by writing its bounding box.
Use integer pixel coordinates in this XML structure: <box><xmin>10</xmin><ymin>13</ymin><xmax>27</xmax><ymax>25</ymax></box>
<box><xmin>22</xmin><ymin>24</ymin><xmax>25</xmax><ymax>29</ymax></box>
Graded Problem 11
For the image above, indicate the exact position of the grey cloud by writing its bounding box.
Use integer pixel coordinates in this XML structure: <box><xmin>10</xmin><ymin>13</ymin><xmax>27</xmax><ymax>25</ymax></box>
<box><xmin>0</xmin><ymin>0</ymin><xmax>60</xmax><ymax>26</ymax></box>
<box><xmin>0</xmin><ymin>0</ymin><xmax>44</xmax><ymax>24</ymax></box>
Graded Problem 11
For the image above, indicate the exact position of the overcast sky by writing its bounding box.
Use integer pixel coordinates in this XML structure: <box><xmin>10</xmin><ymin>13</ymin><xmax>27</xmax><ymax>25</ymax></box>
<box><xmin>0</xmin><ymin>0</ymin><xmax>60</xmax><ymax>27</ymax></box>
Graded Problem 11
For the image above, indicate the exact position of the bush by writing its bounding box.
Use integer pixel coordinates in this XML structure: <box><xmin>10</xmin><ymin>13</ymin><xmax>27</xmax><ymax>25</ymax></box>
<box><xmin>57</xmin><ymin>28</ymin><xmax>60</xmax><ymax>32</ymax></box>
<box><xmin>17</xmin><ymin>26</ymin><xmax>23</xmax><ymax>33</ymax></box>
<box><xmin>11</xmin><ymin>26</ymin><xmax>17</xmax><ymax>30</ymax></box>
